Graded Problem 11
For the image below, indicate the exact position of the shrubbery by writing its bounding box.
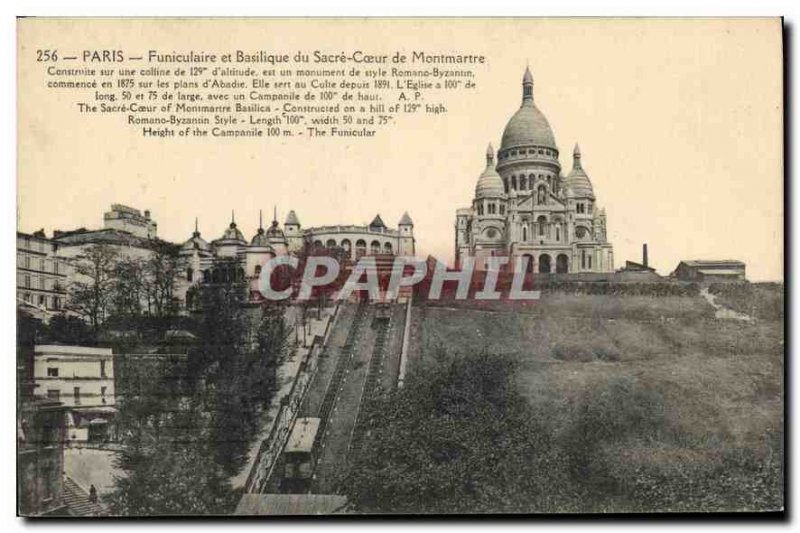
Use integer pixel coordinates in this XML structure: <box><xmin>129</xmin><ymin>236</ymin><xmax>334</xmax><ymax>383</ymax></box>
<box><xmin>708</xmin><ymin>282</ymin><xmax>784</xmax><ymax>322</ymax></box>
<box><xmin>340</xmin><ymin>352</ymin><xmax>784</xmax><ymax>513</ymax></box>
<box><xmin>339</xmin><ymin>351</ymin><xmax>577</xmax><ymax>513</ymax></box>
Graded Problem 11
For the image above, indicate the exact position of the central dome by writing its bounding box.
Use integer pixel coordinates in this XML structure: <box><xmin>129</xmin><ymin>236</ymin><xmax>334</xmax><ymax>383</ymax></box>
<box><xmin>499</xmin><ymin>67</ymin><xmax>557</xmax><ymax>152</ymax></box>
<box><xmin>500</xmin><ymin>103</ymin><xmax>557</xmax><ymax>151</ymax></box>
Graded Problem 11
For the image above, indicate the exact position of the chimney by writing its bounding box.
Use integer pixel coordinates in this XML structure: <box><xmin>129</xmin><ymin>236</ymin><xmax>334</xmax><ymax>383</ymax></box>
<box><xmin>144</xmin><ymin>210</ymin><xmax>151</xmax><ymax>219</ymax></box>
<box><xmin>642</xmin><ymin>243</ymin><xmax>649</xmax><ymax>268</ymax></box>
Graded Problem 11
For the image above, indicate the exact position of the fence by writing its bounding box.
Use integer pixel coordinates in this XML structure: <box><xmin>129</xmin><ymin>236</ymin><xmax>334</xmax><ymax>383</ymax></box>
<box><xmin>243</xmin><ymin>304</ymin><xmax>338</xmax><ymax>494</ymax></box>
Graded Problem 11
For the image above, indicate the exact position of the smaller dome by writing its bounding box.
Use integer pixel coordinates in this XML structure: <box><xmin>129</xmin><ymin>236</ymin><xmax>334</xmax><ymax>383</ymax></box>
<box><xmin>221</xmin><ymin>221</ymin><xmax>246</xmax><ymax>242</ymax></box>
<box><xmin>564</xmin><ymin>143</ymin><xmax>595</xmax><ymax>198</ymax></box>
<box><xmin>181</xmin><ymin>233</ymin><xmax>212</xmax><ymax>254</ymax></box>
<box><xmin>475</xmin><ymin>144</ymin><xmax>506</xmax><ymax>199</ymax></box>
<box><xmin>180</xmin><ymin>219</ymin><xmax>212</xmax><ymax>254</ymax></box>
<box><xmin>251</xmin><ymin>227</ymin><xmax>270</xmax><ymax>246</ymax></box>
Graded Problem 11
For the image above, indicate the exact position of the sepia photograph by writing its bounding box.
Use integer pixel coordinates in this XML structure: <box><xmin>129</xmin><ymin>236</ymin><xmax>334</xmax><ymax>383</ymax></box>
<box><xmin>14</xmin><ymin>16</ymin><xmax>784</xmax><ymax>517</ymax></box>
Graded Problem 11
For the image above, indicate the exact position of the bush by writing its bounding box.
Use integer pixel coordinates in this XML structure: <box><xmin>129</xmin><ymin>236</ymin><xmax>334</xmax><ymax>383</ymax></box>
<box><xmin>708</xmin><ymin>282</ymin><xmax>784</xmax><ymax>322</ymax></box>
<box><xmin>559</xmin><ymin>377</ymin><xmax>783</xmax><ymax>512</ymax></box>
<box><xmin>339</xmin><ymin>351</ymin><xmax>576</xmax><ymax>513</ymax></box>
<box><xmin>552</xmin><ymin>339</ymin><xmax>621</xmax><ymax>362</ymax></box>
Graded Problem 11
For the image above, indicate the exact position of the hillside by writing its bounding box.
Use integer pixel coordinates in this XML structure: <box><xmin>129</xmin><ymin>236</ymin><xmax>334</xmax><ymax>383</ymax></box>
<box><xmin>404</xmin><ymin>286</ymin><xmax>784</xmax><ymax>512</ymax></box>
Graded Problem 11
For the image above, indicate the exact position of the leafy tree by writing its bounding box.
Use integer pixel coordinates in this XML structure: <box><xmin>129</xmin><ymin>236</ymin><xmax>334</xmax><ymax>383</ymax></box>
<box><xmin>248</xmin><ymin>303</ymin><xmax>289</xmax><ymax>408</ymax></box>
<box><xmin>108</xmin><ymin>400</ymin><xmax>237</xmax><ymax>516</ymax></box>
<box><xmin>45</xmin><ymin>312</ymin><xmax>95</xmax><ymax>345</ymax></box>
<box><xmin>340</xmin><ymin>351</ymin><xmax>574</xmax><ymax>513</ymax></box>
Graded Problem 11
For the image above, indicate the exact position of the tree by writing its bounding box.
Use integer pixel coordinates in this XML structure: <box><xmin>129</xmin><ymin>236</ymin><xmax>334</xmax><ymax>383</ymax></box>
<box><xmin>142</xmin><ymin>243</ymin><xmax>182</xmax><ymax>321</ymax></box>
<box><xmin>111</xmin><ymin>258</ymin><xmax>146</xmax><ymax>319</ymax></box>
<box><xmin>67</xmin><ymin>244</ymin><xmax>118</xmax><ymax>335</ymax></box>
<box><xmin>248</xmin><ymin>303</ymin><xmax>289</xmax><ymax>408</ymax></box>
<box><xmin>45</xmin><ymin>313</ymin><xmax>95</xmax><ymax>345</ymax></box>
<box><xmin>339</xmin><ymin>351</ymin><xmax>574</xmax><ymax>513</ymax></box>
<box><xmin>108</xmin><ymin>400</ymin><xmax>237</xmax><ymax>516</ymax></box>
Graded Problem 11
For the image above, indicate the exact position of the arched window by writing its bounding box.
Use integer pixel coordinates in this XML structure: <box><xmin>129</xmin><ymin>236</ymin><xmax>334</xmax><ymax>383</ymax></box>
<box><xmin>519</xmin><ymin>176</ymin><xmax>527</xmax><ymax>190</ymax></box>
<box><xmin>556</xmin><ymin>226</ymin><xmax>560</xmax><ymax>241</ymax></box>
<box><xmin>370</xmin><ymin>240</ymin><xmax>381</xmax><ymax>254</ymax></box>
<box><xmin>384</xmin><ymin>242</ymin><xmax>393</xmax><ymax>254</ymax></box>
<box><xmin>326</xmin><ymin>239</ymin><xmax>337</xmax><ymax>248</ymax></box>
<box><xmin>511</xmin><ymin>175</ymin><xmax>517</xmax><ymax>190</ymax></box>
<box><xmin>522</xmin><ymin>225</ymin><xmax>528</xmax><ymax>242</ymax></box>
<box><xmin>187</xmin><ymin>267</ymin><xmax>193</xmax><ymax>282</ymax></box>
<box><xmin>341</xmin><ymin>239</ymin><xmax>352</xmax><ymax>253</ymax></box>
<box><xmin>356</xmin><ymin>239</ymin><xmax>367</xmax><ymax>257</ymax></box>
<box><xmin>556</xmin><ymin>254</ymin><xmax>569</xmax><ymax>274</ymax></box>
<box><xmin>538</xmin><ymin>254</ymin><xmax>552</xmax><ymax>274</ymax></box>
<box><xmin>537</xmin><ymin>215</ymin><xmax>547</xmax><ymax>236</ymax></box>
<box><xmin>254</xmin><ymin>265</ymin><xmax>262</xmax><ymax>277</ymax></box>
<box><xmin>503</xmin><ymin>178</ymin><xmax>509</xmax><ymax>194</ymax></box>
<box><xmin>313</xmin><ymin>240</ymin><xmax>323</xmax><ymax>248</ymax></box>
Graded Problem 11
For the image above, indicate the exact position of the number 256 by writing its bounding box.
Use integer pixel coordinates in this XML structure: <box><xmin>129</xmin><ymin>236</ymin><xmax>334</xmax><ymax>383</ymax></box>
<box><xmin>36</xmin><ymin>49</ymin><xmax>58</xmax><ymax>62</ymax></box>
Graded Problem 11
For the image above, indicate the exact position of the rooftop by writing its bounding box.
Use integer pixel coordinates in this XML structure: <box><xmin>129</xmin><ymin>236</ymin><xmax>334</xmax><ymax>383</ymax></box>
<box><xmin>235</xmin><ymin>494</ymin><xmax>348</xmax><ymax>516</ymax></box>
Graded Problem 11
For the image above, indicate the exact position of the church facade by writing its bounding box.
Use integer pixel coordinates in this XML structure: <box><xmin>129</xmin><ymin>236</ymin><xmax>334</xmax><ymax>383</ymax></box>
<box><xmin>455</xmin><ymin>68</ymin><xmax>614</xmax><ymax>274</ymax></box>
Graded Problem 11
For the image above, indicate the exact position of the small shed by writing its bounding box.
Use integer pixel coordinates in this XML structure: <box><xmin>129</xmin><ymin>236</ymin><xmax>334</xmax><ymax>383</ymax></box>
<box><xmin>672</xmin><ymin>260</ymin><xmax>746</xmax><ymax>282</ymax></box>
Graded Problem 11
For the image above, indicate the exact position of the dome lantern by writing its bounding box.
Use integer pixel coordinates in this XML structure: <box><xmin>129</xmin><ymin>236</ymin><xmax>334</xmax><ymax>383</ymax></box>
<box><xmin>522</xmin><ymin>65</ymin><xmax>533</xmax><ymax>103</ymax></box>
<box><xmin>498</xmin><ymin>67</ymin><xmax>558</xmax><ymax>155</ymax></box>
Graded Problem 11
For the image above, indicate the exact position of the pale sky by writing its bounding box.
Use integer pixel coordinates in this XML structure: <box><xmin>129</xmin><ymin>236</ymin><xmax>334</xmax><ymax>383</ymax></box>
<box><xmin>18</xmin><ymin>18</ymin><xmax>783</xmax><ymax>280</ymax></box>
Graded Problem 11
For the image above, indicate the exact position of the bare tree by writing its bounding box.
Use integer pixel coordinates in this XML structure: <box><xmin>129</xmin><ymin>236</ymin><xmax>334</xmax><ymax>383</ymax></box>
<box><xmin>142</xmin><ymin>246</ymin><xmax>181</xmax><ymax>319</ymax></box>
<box><xmin>67</xmin><ymin>244</ymin><xmax>119</xmax><ymax>334</ymax></box>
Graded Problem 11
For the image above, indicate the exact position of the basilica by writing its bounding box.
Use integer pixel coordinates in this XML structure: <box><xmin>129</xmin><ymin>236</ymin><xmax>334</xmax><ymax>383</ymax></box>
<box><xmin>455</xmin><ymin>67</ymin><xmax>614</xmax><ymax>274</ymax></box>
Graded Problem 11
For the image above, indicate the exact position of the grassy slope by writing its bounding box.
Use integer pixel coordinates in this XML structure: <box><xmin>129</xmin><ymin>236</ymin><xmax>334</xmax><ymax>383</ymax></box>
<box><xmin>409</xmin><ymin>290</ymin><xmax>784</xmax><ymax>511</ymax></box>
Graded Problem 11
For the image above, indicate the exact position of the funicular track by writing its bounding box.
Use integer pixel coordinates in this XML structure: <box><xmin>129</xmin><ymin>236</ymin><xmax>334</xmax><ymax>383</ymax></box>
<box><xmin>311</xmin><ymin>302</ymin><xmax>368</xmax><ymax>459</ymax></box>
<box><xmin>348</xmin><ymin>310</ymin><xmax>392</xmax><ymax>456</ymax></box>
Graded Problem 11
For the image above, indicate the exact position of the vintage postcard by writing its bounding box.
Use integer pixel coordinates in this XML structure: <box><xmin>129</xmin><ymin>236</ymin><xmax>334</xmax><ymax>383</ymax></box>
<box><xmin>16</xmin><ymin>18</ymin><xmax>784</xmax><ymax>516</ymax></box>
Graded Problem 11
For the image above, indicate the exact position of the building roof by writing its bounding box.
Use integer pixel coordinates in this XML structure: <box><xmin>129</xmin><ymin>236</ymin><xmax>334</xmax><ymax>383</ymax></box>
<box><xmin>500</xmin><ymin>69</ymin><xmax>557</xmax><ymax>151</ymax></box>
<box><xmin>53</xmin><ymin>228</ymin><xmax>152</xmax><ymax>248</ymax></box>
<box><xmin>35</xmin><ymin>345</ymin><xmax>113</xmax><ymax>356</ymax></box>
<box><xmin>285</xmin><ymin>209</ymin><xmax>300</xmax><ymax>226</ymax></box>
<box><xmin>679</xmin><ymin>260</ymin><xmax>745</xmax><ymax>268</ymax></box>
<box><xmin>369</xmin><ymin>214</ymin><xmax>387</xmax><ymax>229</ymax></box>
<box><xmin>222</xmin><ymin>222</ymin><xmax>246</xmax><ymax>242</ymax></box>
<box><xmin>285</xmin><ymin>417</ymin><xmax>320</xmax><ymax>453</ymax></box>
<box><xmin>398</xmin><ymin>211</ymin><xmax>414</xmax><ymax>225</ymax></box>
<box><xmin>235</xmin><ymin>494</ymin><xmax>348</xmax><ymax>516</ymax></box>
<box><xmin>180</xmin><ymin>221</ymin><xmax>212</xmax><ymax>254</ymax></box>
<box><xmin>250</xmin><ymin>227</ymin><xmax>270</xmax><ymax>247</ymax></box>
<box><xmin>622</xmin><ymin>260</ymin><xmax>655</xmax><ymax>272</ymax></box>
